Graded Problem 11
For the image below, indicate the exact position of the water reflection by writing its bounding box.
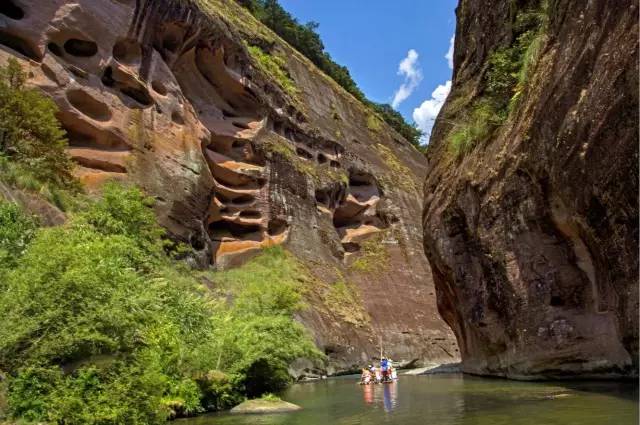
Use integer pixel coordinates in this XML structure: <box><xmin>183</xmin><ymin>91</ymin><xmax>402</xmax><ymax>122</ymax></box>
<box><xmin>178</xmin><ymin>374</ymin><xmax>638</xmax><ymax>425</ymax></box>
<box><xmin>361</xmin><ymin>382</ymin><xmax>399</xmax><ymax>412</ymax></box>
<box><xmin>382</xmin><ymin>382</ymin><xmax>397</xmax><ymax>412</ymax></box>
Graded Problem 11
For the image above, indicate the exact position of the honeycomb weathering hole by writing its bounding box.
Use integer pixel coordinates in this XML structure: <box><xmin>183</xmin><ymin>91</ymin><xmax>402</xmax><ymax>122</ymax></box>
<box><xmin>296</xmin><ymin>147</ymin><xmax>313</xmax><ymax>160</ymax></box>
<box><xmin>0</xmin><ymin>0</ymin><xmax>24</xmax><ymax>20</ymax></box>
<box><xmin>0</xmin><ymin>32</ymin><xmax>39</xmax><ymax>61</ymax></box>
<box><xmin>267</xmin><ymin>218</ymin><xmax>287</xmax><ymax>236</ymax></box>
<box><xmin>101</xmin><ymin>66</ymin><xmax>115</xmax><ymax>87</ymax></box>
<box><xmin>161</xmin><ymin>24</ymin><xmax>185</xmax><ymax>54</ymax></box>
<box><xmin>209</xmin><ymin>220</ymin><xmax>261</xmax><ymax>239</ymax></box>
<box><xmin>171</xmin><ymin>110</ymin><xmax>185</xmax><ymax>125</ymax></box>
<box><xmin>66</xmin><ymin>89</ymin><xmax>112</xmax><ymax>122</ymax></box>
<box><xmin>231</xmin><ymin>195</ymin><xmax>255</xmax><ymax>205</ymax></box>
<box><xmin>151</xmin><ymin>80</ymin><xmax>167</xmax><ymax>96</ymax></box>
<box><xmin>47</xmin><ymin>42</ymin><xmax>63</xmax><ymax>57</ymax></box>
<box><xmin>342</xmin><ymin>242</ymin><xmax>360</xmax><ymax>253</ymax></box>
<box><xmin>239</xmin><ymin>210</ymin><xmax>261</xmax><ymax>219</ymax></box>
<box><xmin>64</xmin><ymin>39</ymin><xmax>98</xmax><ymax>57</ymax></box>
<box><xmin>232</xmin><ymin>121</ymin><xmax>251</xmax><ymax>130</ymax></box>
<box><xmin>315</xmin><ymin>190</ymin><xmax>329</xmax><ymax>205</ymax></box>
<box><xmin>113</xmin><ymin>39</ymin><xmax>142</xmax><ymax>65</ymax></box>
<box><xmin>121</xmin><ymin>85</ymin><xmax>153</xmax><ymax>107</ymax></box>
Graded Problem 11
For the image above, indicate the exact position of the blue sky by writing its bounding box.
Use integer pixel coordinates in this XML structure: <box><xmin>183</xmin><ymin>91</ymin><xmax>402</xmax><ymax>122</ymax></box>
<box><xmin>279</xmin><ymin>0</ymin><xmax>457</xmax><ymax>141</ymax></box>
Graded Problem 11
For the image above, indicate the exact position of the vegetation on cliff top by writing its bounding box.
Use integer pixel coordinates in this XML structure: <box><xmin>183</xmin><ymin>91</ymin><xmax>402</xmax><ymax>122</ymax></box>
<box><xmin>0</xmin><ymin>63</ymin><xmax>321</xmax><ymax>424</ymax></box>
<box><xmin>236</xmin><ymin>0</ymin><xmax>424</xmax><ymax>149</ymax></box>
<box><xmin>448</xmin><ymin>2</ymin><xmax>548</xmax><ymax>157</ymax></box>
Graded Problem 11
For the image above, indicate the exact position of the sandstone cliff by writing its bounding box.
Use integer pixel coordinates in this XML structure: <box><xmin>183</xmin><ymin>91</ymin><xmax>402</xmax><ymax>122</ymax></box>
<box><xmin>424</xmin><ymin>0</ymin><xmax>638</xmax><ymax>378</ymax></box>
<box><xmin>0</xmin><ymin>0</ymin><xmax>458</xmax><ymax>372</ymax></box>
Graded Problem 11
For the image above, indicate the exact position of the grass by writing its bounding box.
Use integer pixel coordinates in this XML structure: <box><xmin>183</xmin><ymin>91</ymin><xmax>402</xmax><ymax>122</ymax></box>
<box><xmin>448</xmin><ymin>100</ymin><xmax>502</xmax><ymax>157</ymax></box>
<box><xmin>247</xmin><ymin>45</ymin><xmax>298</xmax><ymax>99</ymax></box>
<box><xmin>350</xmin><ymin>232</ymin><xmax>390</xmax><ymax>274</ymax></box>
<box><xmin>447</xmin><ymin>2</ymin><xmax>548</xmax><ymax>158</ymax></box>
<box><xmin>366</xmin><ymin>114</ymin><xmax>383</xmax><ymax>132</ymax></box>
<box><xmin>258</xmin><ymin>393</ymin><xmax>281</xmax><ymax>402</ymax></box>
<box><xmin>261</xmin><ymin>134</ymin><xmax>348</xmax><ymax>184</ymax></box>
<box><xmin>261</xmin><ymin>134</ymin><xmax>317</xmax><ymax>177</ymax></box>
<box><xmin>0</xmin><ymin>156</ymin><xmax>77</xmax><ymax>212</ymax></box>
<box><xmin>510</xmin><ymin>29</ymin><xmax>547</xmax><ymax>110</ymax></box>
<box><xmin>374</xmin><ymin>144</ymin><xmax>418</xmax><ymax>193</ymax></box>
<box><xmin>323</xmin><ymin>279</ymin><xmax>370</xmax><ymax>327</ymax></box>
<box><xmin>210</xmin><ymin>245</ymin><xmax>312</xmax><ymax>313</ymax></box>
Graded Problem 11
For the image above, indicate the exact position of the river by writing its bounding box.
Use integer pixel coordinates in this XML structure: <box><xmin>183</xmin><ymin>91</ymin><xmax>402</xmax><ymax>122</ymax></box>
<box><xmin>179</xmin><ymin>373</ymin><xmax>638</xmax><ymax>425</ymax></box>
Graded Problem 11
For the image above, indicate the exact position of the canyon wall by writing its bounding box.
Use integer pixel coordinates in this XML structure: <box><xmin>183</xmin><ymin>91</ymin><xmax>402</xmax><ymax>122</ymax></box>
<box><xmin>424</xmin><ymin>0</ymin><xmax>638</xmax><ymax>378</ymax></box>
<box><xmin>0</xmin><ymin>0</ymin><xmax>458</xmax><ymax>373</ymax></box>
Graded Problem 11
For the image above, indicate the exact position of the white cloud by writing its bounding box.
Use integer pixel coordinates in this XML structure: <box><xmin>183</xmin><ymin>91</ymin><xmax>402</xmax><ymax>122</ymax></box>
<box><xmin>445</xmin><ymin>35</ymin><xmax>455</xmax><ymax>69</ymax></box>
<box><xmin>411</xmin><ymin>33</ymin><xmax>456</xmax><ymax>145</ymax></box>
<box><xmin>391</xmin><ymin>49</ymin><xmax>423</xmax><ymax>108</ymax></box>
<box><xmin>412</xmin><ymin>80</ymin><xmax>451</xmax><ymax>141</ymax></box>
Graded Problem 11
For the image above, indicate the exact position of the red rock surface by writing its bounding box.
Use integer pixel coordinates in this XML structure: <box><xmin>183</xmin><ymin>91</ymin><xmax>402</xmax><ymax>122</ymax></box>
<box><xmin>424</xmin><ymin>0</ymin><xmax>638</xmax><ymax>378</ymax></box>
<box><xmin>0</xmin><ymin>0</ymin><xmax>458</xmax><ymax>372</ymax></box>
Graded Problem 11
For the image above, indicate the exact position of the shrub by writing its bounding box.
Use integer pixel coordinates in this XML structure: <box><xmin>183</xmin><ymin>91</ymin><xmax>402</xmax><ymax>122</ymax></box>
<box><xmin>247</xmin><ymin>44</ymin><xmax>298</xmax><ymax>98</ymax></box>
<box><xmin>0</xmin><ymin>59</ymin><xmax>76</xmax><ymax>189</ymax></box>
<box><xmin>196</xmin><ymin>370</ymin><xmax>243</xmax><ymax>411</ymax></box>
<box><xmin>324</xmin><ymin>279</ymin><xmax>369</xmax><ymax>327</ymax></box>
<box><xmin>210</xmin><ymin>247</ymin><xmax>323</xmax><ymax>397</ymax></box>
<box><xmin>0</xmin><ymin>185</ymin><xmax>216</xmax><ymax>423</ymax></box>
<box><xmin>447</xmin><ymin>3</ymin><xmax>547</xmax><ymax>158</ymax></box>
<box><xmin>0</xmin><ymin>184</ymin><xmax>321</xmax><ymax>423</ymax></box>
<box><xmin>448</xmin><ymin>100</ymin><xmax>502</xmax><ymax>157</ymax></box>
<box><xmin>350</xmin><ymin>232</ymin><xmax>390</xmax><ymax>273</ymax></box>
<box><xmin>368</xmin><ymin>102</ymin><xmax>424</xmax><ymax>150</ymax></box>
<box><xmin>0</xmin><ymin>200</ymin><xmax>37</xmax><ymax>271</ymax></box>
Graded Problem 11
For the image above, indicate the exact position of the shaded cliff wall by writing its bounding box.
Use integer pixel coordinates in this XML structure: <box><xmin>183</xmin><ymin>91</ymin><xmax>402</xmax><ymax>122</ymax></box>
<box><xmin>0</xmin><ymin>0</ymin><xmax>458</xmax><ymax>372</ymax></box>
<box><xmin>424</xmin><ymin>0</ymin><xmax>638</xmax><ymax>378</ymax></box>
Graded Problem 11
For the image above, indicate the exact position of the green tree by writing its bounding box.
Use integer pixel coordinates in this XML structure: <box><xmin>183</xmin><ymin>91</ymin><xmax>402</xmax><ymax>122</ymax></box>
<box><xmin>0</xmin><ymin>183</ymin><xmax>321</xmax><ymax>423</ymax></box>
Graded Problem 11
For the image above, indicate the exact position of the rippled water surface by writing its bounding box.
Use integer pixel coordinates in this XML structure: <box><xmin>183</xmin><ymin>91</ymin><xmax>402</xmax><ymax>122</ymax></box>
<box><xmin>180</xmin><ymin>374</ymin><xmax>638</xmax><ymax>425</ymax></box>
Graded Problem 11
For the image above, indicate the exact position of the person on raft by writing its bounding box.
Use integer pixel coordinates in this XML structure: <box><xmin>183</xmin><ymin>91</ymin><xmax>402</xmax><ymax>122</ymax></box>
<box><xmin>380</xmin><ymin>357</ymin><xmax>390</xmax><ymax>381</ymax></box>
<box><xmin>360</xmin><ymin>359</ymin><xmax>397</xmax><ymax>384</ymax></box>
<box><xmin>360</xmin><ymin>367</ymin><xmax>372</xmax><ymax>385</ymax></box>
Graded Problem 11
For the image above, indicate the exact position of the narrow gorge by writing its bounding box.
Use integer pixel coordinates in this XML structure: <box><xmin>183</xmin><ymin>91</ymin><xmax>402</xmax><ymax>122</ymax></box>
<box><xmin>0</xmin><ymin>0</ymin><xmax>637</xmax><ymax>422</ymax></box>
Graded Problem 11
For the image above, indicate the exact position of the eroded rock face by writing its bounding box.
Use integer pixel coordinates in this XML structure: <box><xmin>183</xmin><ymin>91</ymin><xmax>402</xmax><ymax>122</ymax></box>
<box><xmin>0</xmin><ymin>0</ymin><xmax>458</xmax><ymax>371</ymax></box>
<box><xmin>424</xmin><ymin>0</ymin><xmax>638</xmax><ymax>378</ymax></box>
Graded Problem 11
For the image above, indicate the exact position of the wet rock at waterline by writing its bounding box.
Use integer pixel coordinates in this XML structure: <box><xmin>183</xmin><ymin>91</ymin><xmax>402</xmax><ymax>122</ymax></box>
<box><xmin>230</xmin><ymin>399</ymin><xmax>302</xmax><ymax>414</ymax></box>
<box><xmin>0</xmin><ymin>0</ymin><xmax>457</xmax><ymax>372</ymax></box>
<box><xmin>423</xmin><ymin>0</ymin><xmax>638</xmax><ymax>378</ymax></box>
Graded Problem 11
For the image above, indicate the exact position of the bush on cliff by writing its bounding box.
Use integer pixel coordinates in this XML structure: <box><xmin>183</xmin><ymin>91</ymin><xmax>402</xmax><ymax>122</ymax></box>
<box><xmin>0</xmin><ymin>183</ymin><xmax>319</xmax><ymax>424</ymax></box>
<box><xmin>208</xmin><ymin>246</ymin><xmax>322</xmax><ymax>398</ymax></box>
<box><xmin>0</xmin><ymin>59</ymin><xmax>76</xmax><ymax>191</ymax></box>
<box><xmin>0</xmin><ymin>200</ymin><xmax>37</xmax><ymax>271</ymax></box>
<box><xmin>447</xmin><ymin>3</ymin><xmax>548</xmax><ymax>157</ymax></box>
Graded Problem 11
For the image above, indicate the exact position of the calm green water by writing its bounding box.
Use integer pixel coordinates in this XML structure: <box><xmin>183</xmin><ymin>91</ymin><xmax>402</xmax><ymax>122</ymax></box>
<box><xmin>180</xmin><ymin>374</ymin><xmax>638</xmax><ymax>425</ymax></box>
